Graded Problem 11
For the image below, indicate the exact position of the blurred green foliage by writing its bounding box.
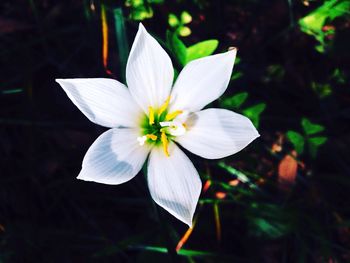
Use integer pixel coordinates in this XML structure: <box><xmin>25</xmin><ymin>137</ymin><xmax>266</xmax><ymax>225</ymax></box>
<box><xmin>220</xmin><ymin>92</ymin><xmax>266</xmax><ymax>128</ymax></box>
<box><xmin>168</xmin><ymin>11</ymin><xmax>192</xmax><ymax>37</ymax></box>
<box><xmin>287</xmin><ymin>118</ymin><xmax>327</xmax><ymax>157</ymax></box>
<box><xmin>125</xmin><ymin>0</ymin><xmax>164</xmax><ymax>20</ymax></box>
<box><xmin>299</xmin><ymin>0</ymin><xmax>350</xmax><ymax>52</ymax></box>
<box><xmin>166</xmin><ymin>30</ymin><xmax>218</xmax><ymax>66</ymax></box>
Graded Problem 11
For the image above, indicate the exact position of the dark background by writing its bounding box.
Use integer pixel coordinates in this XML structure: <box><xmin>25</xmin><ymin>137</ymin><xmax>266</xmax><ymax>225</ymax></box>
<box><xmin>1</xmin><ymin>0</ymin><xmax>350</xmax><ymax>262</ymax></box>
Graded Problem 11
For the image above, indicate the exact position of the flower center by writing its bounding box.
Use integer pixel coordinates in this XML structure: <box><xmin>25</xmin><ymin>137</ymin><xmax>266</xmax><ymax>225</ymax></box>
<box><xmin>137</xmin><ymin>96</ymin><xmax>187</xmax><ymax>157</ymax></box>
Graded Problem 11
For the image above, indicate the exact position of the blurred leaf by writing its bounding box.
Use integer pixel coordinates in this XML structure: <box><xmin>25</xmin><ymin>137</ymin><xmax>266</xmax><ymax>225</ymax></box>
<box><xmin>218</xmin><ymin>162</ymin><xmax>250</xmax><ymax>183</ymax></box>
<box><xmin>242</xmin><ymin>103</ymin><xmax>266</xmax><ymax>128</ymax></box>
<box><xmin>247</xmin><ymin>203</ymin><xmax>293</xmax><ymax>239</ymax></box>
<box><xmin>125</xmin><ymin>0</ymin><xmax>160</xmax><ymax>20</ymax></box>
<box><xmin>166</xmin><ymin>30</ymin><xmax>187</xmax><ymax>66</ymax></box>
<box><xmin>1</xmin><ymin>88</ymin><xmax>23</xmax><ymax>95</ymax></box>
<box><xmin>220</xmin><ymin>92</ymin><xmax>248</xmax><ymax>110</ymax></box>
<box><xmin>235</xmin><ymin>56</ymin><xmax>241</xmax><ymax>64</ymax></box>
<box><xmin>301</xmin><ymin>118</ymin><xmax>325</xmax><ymax>135</ymax></box>
<box><xmin>250</xmin><ymin>218</ymin><xmax>289</xmax><ymax>239</ymax></box>
<box><xmin>131</xmin><ymin>6</ymin><xmax>153</xmax><ymax>20</ymax></box>
<box><xmin>231</xmin><ymin>71</ymin><xmax>243</xmax><ymax>80</ymax></box>
<box><xmin>180</xmin><ymin>11</ymin><xmax>192</xmax><ymax>24</ymax></box>
<box><xmin>114</xmin><ymin>8</ymin><xmax>129</xmax><ymax>82</ymax></box>
<box><xmin>131</xmin><ymin>245</ymin><xmax>241</xmax><ymax>260</ymax></box>
<box><xmin>308</xmin><ymin>136</ymin><xmax>328</xmax><ymax>158</ymax></box>
<box><xmin>265</xmin><ymin>64</ymin><xmax>285</xmax><ymax>82</ymax></box>
<box><xmin>311</xmin><ymin>82</ymin><xmax>332</xmax><ymax>98</ymax></box>
<box><xmin>331</xmin><ymin>68</ymin><xmax>346</xmax><ymax>84</ymax></box>
<box><xmin>186</xmin><ymin>39</ymin><xmax>219</xmax><ymax>64</ymax></box>
<box><xmin>286</xmin><ymin>130</ymin><xmax>305</xmax><ymax>154</ymax></box>
<box><xmin>298</xmin><ymin>0</ymin><xmax>350</xmax><ymax>52</ymax></box>
<box><xmin>315</xmin><ymin>44</ymin><xmax>325</xmax><ymax>53</ymax></box>
<box><xmin>178</xmin><ymin>26</ymin><xmax>191</xmax><ymax>37</ymax></box>
<box><xmin>168</xmin><ymin>13</ymin><xmax>179</xmax><ymax>27</ymax></box>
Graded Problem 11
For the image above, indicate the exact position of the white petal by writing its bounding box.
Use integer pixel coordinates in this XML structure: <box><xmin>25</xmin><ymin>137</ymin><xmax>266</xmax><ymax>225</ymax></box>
<box><xmin>126</xmin><ymin>23</ymin><xmax>174</xmax><ymax>112</ymax></box>
<box><xmin>56</xmin><ymin>78</ymin><xmax>142</xmax><ymax>128</ymax></box>
<box><xmin>77</xmin><ymin>128</ymin><xmax>149</xmax><ymax>185</ymax></box>
<box><xmin>147</xmin><ymin>144</ymin><xmax>201</xmax><ymax>226</ymax></box>
<box><xmin>169</xmin><ymin>49</ymin><xmax>237</xmax><ymax>112</ymax></box>
<box><xmin>175</xmin><ymin>108</ymin><xmax>259</xmax><ymax>159</ymax></box>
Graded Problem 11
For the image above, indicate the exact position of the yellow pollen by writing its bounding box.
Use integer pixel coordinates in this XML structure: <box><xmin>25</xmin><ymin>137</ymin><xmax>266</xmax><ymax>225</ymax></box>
<box><xmin>165</xmin><ymin>110</ymin><xmax>183</xmax><ymax>121</ymax></box>
<box><xmin>148</xmin><ymin>106</ymin><xmax>155</xmax><ymax>125</ymax></box>
<box><xmin>158</xmin><ymin>96</ymin><xmax>171</xmax><ymax>116</ymax></box>
<box><xmin>161</xmin><ymin>131</ymin><xmax>170</xmax><ymax>157</ymax></box>
<box><xmin>146</xmin><ymin>134</ymin><xmax>157</xmax><ymax>141</ymax></box>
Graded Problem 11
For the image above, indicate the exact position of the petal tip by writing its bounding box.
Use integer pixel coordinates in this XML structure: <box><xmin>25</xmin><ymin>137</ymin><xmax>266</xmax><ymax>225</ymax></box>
<box><xmin>228</xmin><ymin>46</ymin><xmax>238</xmax><ymax>52</ymax></box>
<box><xmin>175</xmin><ymin>212</ymin><xmax>194</xmax><ymax>227</ymax></box>
<box><xmin>138</xmin><ymin>22</ymin><xmax>145</xmax><ymax>30</ymax></box>
<box><xmin>137</xmin><ymin>23</ymin><xmax>148</xmax><ymax>36</ymax></box>
<box><xmin>227</xmin><ymin>48</ymin><xmax>237</xmax><ymax>60</ymax></box>
<box><xmin>185</xmin><ymin>219</ymin><xmax>193</xmax><ymax>228</ymax></box>
<box><xmin>76</xmin><ymin>172</ymin><xmax>87</xmax><ymax>181</ymax></box>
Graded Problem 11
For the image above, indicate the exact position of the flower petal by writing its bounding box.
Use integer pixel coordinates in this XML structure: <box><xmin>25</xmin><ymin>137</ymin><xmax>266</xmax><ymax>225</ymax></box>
<box><xmin>176</xmin><ymin>108</ymin><xmax>259</xmax><ymax>159</ymax></box>
<box><xmin>77</xmin><ymin>128</ymin><xmax>149</xmax><ymax>185</ymax></box>
<box><xmin>169</xmin><ymin>49</ymin><xmax>237</xmax><ymax>112</ymax></box>
<box><xmin>126</xmin><ymin>23</ymin><xmax>174</xmax><ymax>112</ymax></box>
<box><xmin>147</xmin><ymin>144</ymin><xmax>201</xmax><ymax>226</ymax></box>
<box><xmin>56</xmin><ymin>78</ymin><xmax>142</xmax><ymax>128</ymax></box>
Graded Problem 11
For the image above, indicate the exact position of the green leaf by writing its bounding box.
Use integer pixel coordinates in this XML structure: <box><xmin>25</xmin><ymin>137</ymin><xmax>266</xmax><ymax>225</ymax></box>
<box><xmin>311</xmin><ymin>82</ymin><xmax>332</xmax><ymax>98</ymax></box>
<box><xmin>298</xmin><ymin>0</ymin><xmax>350</xmax><ymax>52</ymax></box>
<box><xmin>231</xmin><ymin>71</ymin><xmax>243</xmax><ymax>80</ymax></box>
<box><xmin>242</xmin><ymin>103</ymin><xmax>266</xmax><ymax>128</ymax></box>
<box><xmin>235</xmin><ymin>56</ymin><xmax>241</xmax><ymax>64</ymax></box>
<box><xmin>129</xmin><ymin>6</ymin><xmax>153</xmax><ymax>20</ymax></box>
<box><xmin>286</xmin><ymin>130</ymin><xmax>305</xmax><ymax>154</ymax></box>
<box><xmin>168</xmin><ymin>13</ymin><xmax>179</xmax><ymax>27</ymax></box>
<box><xmin>178</xmin><ymin>26</ymin><xmax>191</xmax><ymax>37</ymax></box>
<box><xmin>131</xmin><ymin>245</ymin><xmax>244</xmax><ymax>260</ymax></box>
<box><xmin>308</xmin><ymin>136</ymin><xmax>328</xmax><ymax>158</ymax></box>
<box><xmin>166</xmin><ymin>30</ymin><xmax>187</xmax><ymax>66</ymax></box>
<box><xmin>186</xmin><ymin>39</ymin><xmax>219</xmax><ymax>64</ymax></box>
<box><xmin>180</xmin><ymin>11</ymin><xmax>192</xmax><ymax>24</ymax></box>
<box><xmin>331</xmin><ymin>68</ymin><xmax>346</xmax><ymax>84</ymax></box>
<box><xmin>218</xmin><ymin>162</ymin><xmax>250</xmax><ymax>183</ymax></box>
<box><xmin>301</xmin><ymin>118</ymin><xmax>325</xmax><ymax>135</ymax></box>
<box><xmin>1</xmin><ymin>88</ymin><xmax>23</xmax><ymax>95</ymax></box>
<box><xmin>299</xmin><ymin>0</ymin><xmax>350</xmax><ymax>33</ymax></box>
<box><xmin>220</xmin><ymin>92</ymin><xmax>248</xmax><ymax>110</ymax></box>
<box><xmin>250</xmin><ymin>218</ymin><xmax>290</xmax><ymax>239</ymax></box>
<box><xmin>246</xmin><ymin>203</ymin><xmax>294</xmax><ymax>239</ymax></box>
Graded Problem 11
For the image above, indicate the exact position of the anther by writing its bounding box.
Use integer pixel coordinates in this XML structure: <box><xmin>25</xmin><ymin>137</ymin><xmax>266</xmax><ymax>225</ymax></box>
<box><xmin>148</xmin><ymin>106</ymin><xmax>155</xmax><ymax>125</ymax></box>
<box><xmin>161</xmin><ymin>131</ymin><xmax>170</xmax><ymax>157</ymax></box>
<box><xmin>165</xmin><ymin>110</ymin><xmax>183</xmax><ymax>121</ymax></box>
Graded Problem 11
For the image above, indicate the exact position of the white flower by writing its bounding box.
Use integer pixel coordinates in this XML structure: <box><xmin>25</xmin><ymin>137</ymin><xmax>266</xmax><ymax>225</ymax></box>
<box><xmin>56</xmin><ymin>23</ymin><xmax>259</xmax><ymax>227</ymax></box>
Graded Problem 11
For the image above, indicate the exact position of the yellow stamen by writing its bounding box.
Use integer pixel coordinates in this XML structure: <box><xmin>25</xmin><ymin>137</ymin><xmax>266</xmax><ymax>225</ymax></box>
<box><xmin>146</xmin><ymin>134</ymin><xmax>157</xmax><ymax>141</ymax></box>
<box><xmin>148</xmin><ymin>106</ymin><xmax>155</xmax><ymax>125</ymax></box>
<box><xmin>165</xmin><ymin>110</ymin><xmax>183</xmax><ymax>121</ymax></box>
<box><xmin>158</xmin><ymin>96</ymin><xmax>171</xmax><ymax>116</ymax></box>
<box><xmin>161</xmin><ymin>131</ymin><xmax>170</xmax><ymax>157</ymax></box>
